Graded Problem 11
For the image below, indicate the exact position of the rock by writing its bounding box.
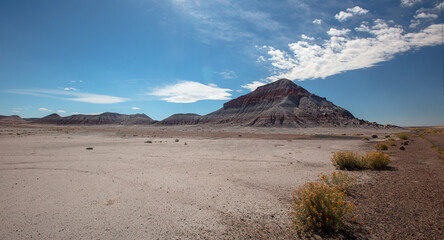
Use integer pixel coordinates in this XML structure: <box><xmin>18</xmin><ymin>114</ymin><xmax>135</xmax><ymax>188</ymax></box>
<box><xmin>400</xmin><ymin>146</ymin><xmax>405</xmax><ymax>150</ymax></box>
<box><xmin>157</xmin><ymin>113</ymin><xmax>201</xmax><ymax>125</ymax></box>
<box><xmin>33</xmin><ymin>112</ymin><xmax>156</xmax><ymax>125</ymax></box>
<box><xmin>199</xmin><ymin>79</ymin><xmax>378</xmax><ymax>127</ymax></box>
<box><xmin>372</xmin><ymin>135</ymin><xmax>378</xmax><ymax>138</ymax></box>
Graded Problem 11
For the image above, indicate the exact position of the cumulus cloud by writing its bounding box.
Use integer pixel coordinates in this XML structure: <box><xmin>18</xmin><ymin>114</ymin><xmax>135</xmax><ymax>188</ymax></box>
<box><xmin>335</xmin><ymin>6</ymin><xmax>369</xmax><ymax>22</ymax></box>
<box><xmin>401</xmin><ymin>0</ymin><xmax>423</xmax><ymax>7</ymax></box>
<box><xmin>261</xmin><ymin>20</ymin><xmax>443</xmax><ymax>81</ymax></box>
<box><xmin>7</xmin><ymin>89</ymin><xmax>128</xmax><ymax>104</ymax></box>
<box><xmin>149</xmin><ymin>81</ymin><xmax>232</xmax><ymax>103</ymax></box>
<box><xmin>313</xmin><ymin>19</ymin><xmax>322</xmax><ymax>24</ymax></box>
<box><xmin>414</xmin><ymin>12</ymin><xmax>438</xmax><ymax>19</ymax></box>
<box><xmin>301</xmin><ymin>34</ymin><xmax>314</xmax><ymax>40</ymax></box>
<box><xmin>131</xmin><ymin>107</ymin><xmax>140</xmax><ymax>110</ymax></box>
<box><xmin>39</xmin><ymin>107</ymin><xmax>51</xmax><ymax>112</ymax></box>
<box><xmin>327</xmin><ymin>28</ymin><xmax>351</xmax><ymax>36</ymax></box>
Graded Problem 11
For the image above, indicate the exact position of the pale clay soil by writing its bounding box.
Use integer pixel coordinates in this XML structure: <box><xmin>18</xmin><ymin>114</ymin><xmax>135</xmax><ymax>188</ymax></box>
<box><xmin>0</xmin><ymin>125</ymin><xmax>403</xmax><ymax>239</ymax></box>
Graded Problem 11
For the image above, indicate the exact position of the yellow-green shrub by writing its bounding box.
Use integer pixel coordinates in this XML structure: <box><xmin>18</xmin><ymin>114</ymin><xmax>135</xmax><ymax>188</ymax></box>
<box><xmin>331</xmin><ymin>151</ymin><xmax>365</xmax><ymax>170</ymax></box>
<box><xmin>374</xmin><ymin>142</ymin><xmax>388</xmax><ymax>151</ymax></box>
<box><xmin>386</xmin><ymin>140</ymin><xmax>396</xmax><ymax>146</ymax></box>
<box><xmin>320</xmin><ymin>172</ymin><xmax>355</xmax><ymax>194</ymax></box>
<box><xmin>290</xmin><ymin>182</ymin><xmax>355</xmax><ymax>232</ymax></box>
<box><xmin>363</xmin><ymin>152</ymin><xmax>391</xmax><ymax>170</ymax></box>
<box><xmin>396</xmin><ymin>133</ymin><xmax>409</xmax><ymax>140</ymax></box>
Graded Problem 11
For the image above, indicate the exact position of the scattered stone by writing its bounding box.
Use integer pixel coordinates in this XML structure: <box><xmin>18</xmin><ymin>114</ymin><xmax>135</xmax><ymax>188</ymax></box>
<box><xmin>175</xmin><ymin>139</ymin><xmax>179</xmax><ymax>142</ymax></box>
<box><xmin>144</xmin><ymin>140</ymin><xmax>152</xmax><ymax>143</ymax></box>
<box><xmin>404</xmin><ymin>141</ymin><xmax>409</xmax><ymax>145</ymax></box>
<box><xmin>184</xmin><ymin>142</ymin><xmax>187</xmax><ymax>145</ymax></box>
<box><xmin>372</xmin><ymin>135</ymin><xmax>378</xmax><ymax>138</ymax></box>
<box><xmin>400</xmin><ymin>146</ymin><xmax>405</xmax><ymax>150</ymax></box>
<box><xmin>86</xmin><ymin>147</ymin><xmax>93</xmax><ymax>150</ymax></box>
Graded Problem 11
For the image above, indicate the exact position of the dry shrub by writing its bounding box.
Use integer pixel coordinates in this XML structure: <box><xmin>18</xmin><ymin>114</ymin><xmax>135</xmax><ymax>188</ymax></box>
<box><xmin>290</xmin><ymin>182</ymin><xmax>355</xmax><ymax>232</ymax></box>
<box><xmin>362</xmin><ymin>136</ymin><xmax>370</xmax><ymax>141</ymax></box>
<box><xmin>386</xmin><ymin>140</ymin><xmax>396</xmax><ymax>146</ymax></box>
<box><xmin>331</xmin><ymin>151</ymin><xmax>365</xmax><ymax>170</ymax></box>
<box><xmin>396</xmin><ymin>133</ymin><xmax>409</xmax><ymax>140</ymax></box>
<box><xmin>363</xmin><ymin>152</ymin><xmax>391</xmax><ymax>170</ymax></box>
<box><xmin>374</xmin><ymin>142</ymin><xmax>388</xmax><ymax>151</ymax></box>
<box><xmin>320</xmin><ymin>172</ymin><xmax>355</xmax><ymax>194</ymax></box>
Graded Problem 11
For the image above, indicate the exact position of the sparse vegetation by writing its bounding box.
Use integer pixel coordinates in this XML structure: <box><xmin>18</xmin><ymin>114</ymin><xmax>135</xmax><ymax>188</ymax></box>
<box><xmin>144</xmin><ymin>140</ymin><xmax>152</xmax><ymax>143</ymax></box>
<box><xmin>290</xmin><ymin>181</ymin><xmax>355</xmax><ymax>233</ymax></box>
<box><xmin>320</xmin><ymin>172</ymin><xmax>355</xmax><ymax>194</ymax></box>
<box><xmin>363</xmin><ymin>152</ymin><xmax>391</xmax><ymax>170</ymax></box>
<box><xmin>86</xmin><ymin>147</ymin><xmax>93</xmax><ymax>150</ymax></box>
<box><xmin>396</xmin><ymin>133</ymin><xmax>409</xmax><ymax>140</ymax></box>
<box><xmin>362</xmin><ymin>136</ymin><xmax>370</xmax><ymax>141</ymax></box>
<box><xmin>331</xmin><ymin>151</ymin><xmax>391</xmax><ymax>170</ymax></box>
<box><xmin>331</xmin><ymin>151</ymin><xmax>365</xmax><ymax>170</ymax></box>
<box><xmin>386</xmin><ymin>140</ymin><xmax>397</xmax><ymax>146</ymax></box>
<box><xmin>175</xmin><ymin>139</ymin><xmax>179</xmax><ymax>142</ymax></box>
<box><xmin>374</xmin><ymin>142</ymin><xmax>388</xmax><ymax>151</ymax></box>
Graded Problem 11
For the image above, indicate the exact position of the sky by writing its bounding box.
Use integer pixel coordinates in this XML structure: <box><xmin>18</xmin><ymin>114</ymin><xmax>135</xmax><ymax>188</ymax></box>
<box><xmin>0</xmin><ymin>0</ymin><xmax>443</xmax><ymax>126</ymax></box>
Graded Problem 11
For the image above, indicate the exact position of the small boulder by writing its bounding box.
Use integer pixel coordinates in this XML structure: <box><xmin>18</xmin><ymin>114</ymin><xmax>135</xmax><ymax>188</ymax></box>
<box><xmin>400</xmin><ymin>146</ymin><xmax>405</xmax><ymax>150</ymax></box>
<box><xmin>372</xmin><ymin>134</ymin><xmax>378</xmax><ymax>138</ymax></box>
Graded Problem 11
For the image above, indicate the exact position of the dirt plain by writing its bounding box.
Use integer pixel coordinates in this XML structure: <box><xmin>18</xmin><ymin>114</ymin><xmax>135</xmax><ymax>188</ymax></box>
<box><xmin>0</xmin><ymin>124</ymin><xmax>417</xmax><ymax>239</ymax></box>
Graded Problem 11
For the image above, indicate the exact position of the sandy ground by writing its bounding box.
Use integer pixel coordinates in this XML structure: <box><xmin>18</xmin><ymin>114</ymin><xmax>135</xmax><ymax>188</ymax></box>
<box><xmin>0</xmin><ymin>125</ymin><xmax>395</xmax><ymax>239</ymax></box>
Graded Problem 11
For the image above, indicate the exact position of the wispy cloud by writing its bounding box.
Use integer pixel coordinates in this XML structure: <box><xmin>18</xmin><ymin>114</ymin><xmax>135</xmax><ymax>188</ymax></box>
<box><xmin>401</xmin><ymin>0</ymin><xmax>423</xmax><ymax>7</ymax></box>
<box><xmin>149</xmin><ymin>81</ymin><xmax>232</xmax><ymax>103</ymax></box>
<box><xmin>241</xmin><ymin>80</ymin><xmax>269</xmax><ymax>91</ymax></box>
<box><xmin>169</xmin><ymin>0</ymin><xmax>282</xmax><ymax>42</ymax></box>
<box><xmin>6</xmin><ymin>89</ymin><xmax>128</xmax><ymax>104</ymax></box>
<box><xmin>57</xmin><ymin>110</ymin><xmax>66</xmax><ymax>113</ymax></box>
<box><xmin>131</xmin><ymin>107</ymin><xmax>140</xmax><ymax>110</ymax></box>
<box><xmin>217</xmin><ymin>70</ymin><xmax>238</xmax><ymax>79</ymax></box>
<box><xmin>39</xmin><ymin>107</ymin><xmax>51</xmax><ymax>112</ymax></box>
<box><xmin>255</xmin><ymin>8</ymin><xmax>443</xmax><ymax>83</ymax></box>
<box><xmin>64</xmin><ymin>87</ymin><xmax>79</xmax><ymax>91</ymax></box>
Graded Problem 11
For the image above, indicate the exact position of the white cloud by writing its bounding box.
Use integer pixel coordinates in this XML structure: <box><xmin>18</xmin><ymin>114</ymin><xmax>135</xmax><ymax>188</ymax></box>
<box><xmin>241</xmin><ymin>80</ymin><xmax>269</xmax><ymax>91</ymax></box>
<box><xmin>261</xmin><ymin>20</ymin><xmax>444</xmax><ymax>81</ymax></box>
<box><xmin>414</xmin><ymin>12</ymin><xmax>438</xmax><ymax>19</ymax></box>
<box><xmin>57</xmin><ymin>110</ymin><xmax>66</xmax><ymax>113</ymax></box>
<box><xmin>256</xmin><ymin>55</ymin><xmax>266</xmax><ymax>63</ymax></box>
<box><xmin>301</xmin><ymin>34</ymin><xmax>314</xmax><ymax>40</ymax></box>
<box><xmin>7</xmin><ymin>89</ymin><xmax>128</xmax><ymax>104</ymax></box>
<box><xmin>39</xmin><ymin>107</ymin><xmax>51</xmax><ymax>112</ymax></box>
<box><xmin>11</xmin><ymin>110</ymin><xmax>21</xmax><ymax>113</ymax></box>
<box><xmin>335</xmin><ymin>6</ymin><xmax>369</xmax><ymax>22</ymax></box>
<box><xmin>327</xmin><ymin>28</ymin><xmax>351</xmax><ymax>36</ymax></box>
<box><xmin>401</xmin><ymin>0</ymin><xmax>423</xmax><ymax>7</ymax></box>
<box><xmin>218</xmin><ymin>70</ymin><xmax>238</xmax><ymax>79</ymax></box>
<box><xmin>335</xmin><ymin>11</ymin><xmax>353</xmax><ymax>22</ymax></box>
<box><xmin>64</xmin><ymin>87</ymin><xmax>79</xmax><ymax>91</ymax></box>
<box><xmin>131</xmin><ymin>107</ymin><xmax>140</xmax><ymax>110</ymax></box>
<box><xmin>355</xmin><ymin>23</ymin><xmax>370</xmax><ymax>32</ymax></box>
<box><xmin>347</xmin><ymin>6</ymin><xmax>369</xmax><ymax>15</ymax></box>
<box><xmin>313</xmin><ymin>19</ymin><xmax>322</xmax><ymax>24</ymax></box>
<box><xmin>170</xmin><ymin>0</ymin><xmax>281</xmax><ymax>42</ymax></box>
<box><xmin>149</xmin><ymin>81</ymin><xmax>232</xmax><ymax>103</ymax></box>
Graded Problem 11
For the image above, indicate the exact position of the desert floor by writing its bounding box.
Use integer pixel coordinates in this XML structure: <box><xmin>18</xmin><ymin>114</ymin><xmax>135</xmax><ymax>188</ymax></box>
<box><xmin>0</xmin><ymin>125</ymin><xmax>407</xmax><ymax>239</ymax></box>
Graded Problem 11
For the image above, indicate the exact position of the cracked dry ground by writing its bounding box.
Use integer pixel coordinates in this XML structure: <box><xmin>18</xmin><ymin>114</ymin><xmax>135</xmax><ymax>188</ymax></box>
<box><xmin>348</xmin><ymin>134</ymin><xmax>444</xmax><ymax>240</ymax></box>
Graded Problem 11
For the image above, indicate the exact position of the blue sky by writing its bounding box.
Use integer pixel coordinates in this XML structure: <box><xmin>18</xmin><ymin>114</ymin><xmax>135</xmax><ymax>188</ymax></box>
<box><xmin>0</xmin><ymin>0</ymin><xmax>443</xmax><ymax>126</ymax></box>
